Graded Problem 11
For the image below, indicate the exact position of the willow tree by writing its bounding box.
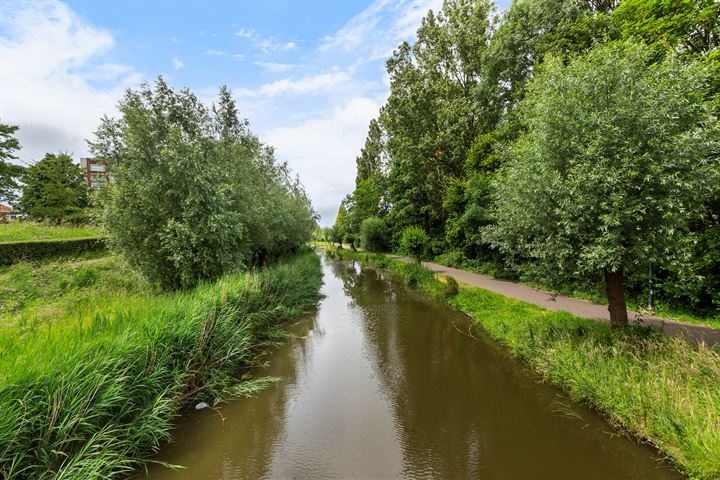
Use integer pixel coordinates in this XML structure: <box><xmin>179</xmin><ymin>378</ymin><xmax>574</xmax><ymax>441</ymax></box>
<box><xmin>486</xmin><ymin>41</ymin><xmax>720</xmax><ymax>326</ymax></box>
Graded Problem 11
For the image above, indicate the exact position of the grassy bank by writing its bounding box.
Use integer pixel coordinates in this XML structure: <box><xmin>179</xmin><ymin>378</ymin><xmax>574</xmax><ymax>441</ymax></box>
<box><xmin>331</xmin><ymin>248</ymin><xmax>720</xmax><ymax>479</ymax></box>
<box><xmin>0</xmin><ymin>223</ymin><xmax>100</xmax><ymax>243</ymax></box>
<box><xmin>0</xmin><ymin>252</ymin><xmax>322</xmax><ymax>479</ymax></box>
<box><xmin>0</xmin><ymin>252</ymin><xmax>148</xmax><ymax>326</ymax></box>
<box><xmin>433</xmin><ymin>251</ymin><xmax>720</xmax><ymax>330</ymax></box>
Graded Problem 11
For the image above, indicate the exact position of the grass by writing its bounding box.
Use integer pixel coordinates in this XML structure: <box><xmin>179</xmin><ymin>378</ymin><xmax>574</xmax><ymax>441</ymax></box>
<box><xmin>0</xmin><ymin>252</ymin><xmax>148</xmax><ymax>327</ymax></box>
<box><xmin>0</xmin><ymin>223</ymin><xmax>100</xmax><ymax>243</ymax></box>
<box><xmin>331</xmin><ymin>248</ymin><xmax>720</xmax><ymax>479</ymax></box>
<box><xmin>0</xmin><ymin>251</ymin><xmax>323</xmax><ymax>479</ymax></box>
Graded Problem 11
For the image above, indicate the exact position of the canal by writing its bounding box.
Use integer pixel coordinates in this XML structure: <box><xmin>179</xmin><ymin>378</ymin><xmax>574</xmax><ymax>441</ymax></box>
<box><xmin>145</xmin><ymin>253</ymin><xmax>680</xmax><ymax>479</ymax></box>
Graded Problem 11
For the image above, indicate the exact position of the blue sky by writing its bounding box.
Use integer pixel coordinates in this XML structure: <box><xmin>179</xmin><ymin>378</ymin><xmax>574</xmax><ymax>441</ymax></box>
<box><xmin>0</xmin><ymin>0</ymin><xmax>510</xmax><ymax>224</ymax></box>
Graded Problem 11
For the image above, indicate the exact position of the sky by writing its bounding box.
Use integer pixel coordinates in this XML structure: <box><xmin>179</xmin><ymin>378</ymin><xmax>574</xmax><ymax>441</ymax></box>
<box><xmin>0</xmin><ymin>0</ymin><xmax>510</xmax><ymax>225</ymax></box>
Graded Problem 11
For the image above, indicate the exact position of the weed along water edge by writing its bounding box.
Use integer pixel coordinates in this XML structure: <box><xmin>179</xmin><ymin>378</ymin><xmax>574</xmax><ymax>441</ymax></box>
<box><xmin>144</xmin><ymin>253</ymin><xmax>681</xmax><ymax>479</ymax></box>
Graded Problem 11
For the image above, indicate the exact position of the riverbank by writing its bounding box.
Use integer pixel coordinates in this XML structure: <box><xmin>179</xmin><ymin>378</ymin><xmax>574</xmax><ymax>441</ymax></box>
<box><xmin>393</xmin><ymin>256</ymin><xmax>720</xmax><ymax>346</ymax></box>
<box><xmin>329</xmin><ymin>249</ymin><xmax>720</xmax><ymax>479</ymax></box>
<box><xmin>0</xmin><ymin>252</ymin><xmax>322</xmax><ymax>478</ymax></box>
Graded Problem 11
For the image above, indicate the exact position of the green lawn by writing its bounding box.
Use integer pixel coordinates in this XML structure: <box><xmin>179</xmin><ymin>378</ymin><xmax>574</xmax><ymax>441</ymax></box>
<box><xmin>0</xmin><ymin>251</ymin><xmax>149</xmax><ymax>327</ymax></box>
<box><xmin>0</xmin><ymin>222</ymin><xmax>100</xmax><ymax>243</ymax></box>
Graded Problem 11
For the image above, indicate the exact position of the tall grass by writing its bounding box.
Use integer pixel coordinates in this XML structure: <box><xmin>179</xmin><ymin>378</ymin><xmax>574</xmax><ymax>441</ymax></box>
<box><xmin>0</xmin><ymin>253</ymin><xmax>322</xmax><ymax>479</ymax></box>
<box><xmin>333</xmin><ymin>248</ymin><xmax>720</xmax><ymax>479</ymax></box>
<box><xmin>0</xmin><ymin>223</ymin><xmax>100</xmax><ymax>243</ymax></box>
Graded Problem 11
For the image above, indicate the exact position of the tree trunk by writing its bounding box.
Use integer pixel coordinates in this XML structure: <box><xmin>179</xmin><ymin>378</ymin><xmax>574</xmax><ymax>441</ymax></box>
<box><xmin>604</xmin><ymin>269</ymin><xmax>628</xmax><ymax>327</ymax></box>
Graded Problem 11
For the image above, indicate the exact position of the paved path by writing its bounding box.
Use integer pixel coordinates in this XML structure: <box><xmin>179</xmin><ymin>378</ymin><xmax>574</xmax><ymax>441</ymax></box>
<box><xmin>392</xmin><ymin>256</ymin><xmax>720</xmax><ymax>347</ymax></box>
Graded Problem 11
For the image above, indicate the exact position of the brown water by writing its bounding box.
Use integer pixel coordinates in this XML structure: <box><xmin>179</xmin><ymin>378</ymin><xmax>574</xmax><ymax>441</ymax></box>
<box><xmin>144</xmin><ymin>254</ymin><xmax>681</xmax><ymax>479</ymax></box>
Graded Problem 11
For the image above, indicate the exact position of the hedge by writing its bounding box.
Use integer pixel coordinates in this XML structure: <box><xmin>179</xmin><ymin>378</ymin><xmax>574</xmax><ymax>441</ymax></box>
<box><xmin>0</xmin><ymin>238</ymin><xmax>107</xmax><ymax>265</ymax></box>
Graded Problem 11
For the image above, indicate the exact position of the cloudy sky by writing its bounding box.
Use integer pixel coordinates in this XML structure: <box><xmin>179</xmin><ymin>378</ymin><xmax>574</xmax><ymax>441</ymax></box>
<box><xmin>0</xmin><ymin>0</ymin><xmax>509</xmax><ymax>225</ymax></box>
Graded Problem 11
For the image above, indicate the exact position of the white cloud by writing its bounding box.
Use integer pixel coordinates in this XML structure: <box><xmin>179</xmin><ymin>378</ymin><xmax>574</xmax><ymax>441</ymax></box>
<box><xmin>319</xmin><ymin>0</ymin><xmax>440</xmax><ymax>61</ymax></box>
<box><xmin>265</xmin><ymin>98</ymin><xmax>381</xmax><ymax>225</ymax></box>
<box><xmin>236</xmin><ymin>71</ymin><xmax>351</xmax><ymax>98</ymax></box>
<box><xmin>232</xmin><ymin>53</ymin><xmax>245</xmax><ymax>61</ymax></box>
<box><xmin>255</xmin><ymin>61</ymin><xmax>296</xmax><ymax>73</ymax></box>
<box><xmin>172</xmin><ymin>56</ymin><xmax>185</xmax><ymax>69</ymax></box>
<box><xmin>206</xmin><ymin>49</ymin><xmax>225</xmax><ymax>56</ymax></box>
<box><xmin>235</xmin><ymin>26</ymin><xmax>297</xmax><ymax>53</ymax></box>
<box><xmin>235</xmin><ymin>27</ymin><xmax>255</xmax><ymax>38</ymax></box>
<box><xmin>0</xmin><ymin>0</ymin><xmax>140</xmax><ymax>164</ymax></box>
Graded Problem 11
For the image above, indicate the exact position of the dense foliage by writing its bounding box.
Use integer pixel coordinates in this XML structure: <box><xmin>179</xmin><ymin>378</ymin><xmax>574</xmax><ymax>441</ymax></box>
<box><xmin>399</xmin><ymin>226</ymin><xmax>429</xmax><ymax>263</ymax></box>
<box><xmin>92</xmin><ymin>79</ymin><xmax>316</xmax><ymax>289</ymax></box>
<box><xmin>359</xmin><ymin>216</ymin><xmax>388</xmax><ymax>252</ymax></box>
<box><xmin>335</xmin><ymin>0</ymin><xmax>720</xmax><ymax>320</ymax></box>
<box><xmin>487</xmin><ymin>41</ymin><xmax>719</xmax><ymax>324</ymax></box>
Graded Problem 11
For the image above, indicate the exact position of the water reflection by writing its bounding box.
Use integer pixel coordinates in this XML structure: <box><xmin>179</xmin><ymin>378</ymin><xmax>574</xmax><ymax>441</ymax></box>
<box><xmin>144</xmin><ymin>255</ymin><xmax>681</xmax><ymax>480</ymax></box>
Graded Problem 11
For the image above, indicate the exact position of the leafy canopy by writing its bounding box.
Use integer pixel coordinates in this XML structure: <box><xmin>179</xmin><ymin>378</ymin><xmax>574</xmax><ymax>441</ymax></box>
<box><xmin>486</xmin><ymin>41</ymin><xmax>720</xmax><ymax>284</ymax></box>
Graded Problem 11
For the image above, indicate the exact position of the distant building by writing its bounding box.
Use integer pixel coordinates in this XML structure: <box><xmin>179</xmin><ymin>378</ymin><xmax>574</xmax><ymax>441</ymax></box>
<box><xmin>80</xmin><ymin>157</ymin><xmax>111</xmax><ymax>190</ymax></box>
<box><xmin>0</xmin><ymin>204</ymin><xmax>23</xmax><ymax>221</ymax></box>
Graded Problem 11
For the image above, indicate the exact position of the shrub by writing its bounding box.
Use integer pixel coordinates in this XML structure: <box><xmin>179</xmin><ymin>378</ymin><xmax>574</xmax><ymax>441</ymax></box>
<box><xmin>359</xmin><ymin>216</ymin><xmax>388</xmax><ymax>252</ymax></box>
<box><xmin>0</xmin><ymin>238</ymin><xmax>106</xmax><ymax>265</ymax></box>
<box><xmin>441</xmin><ymin>276</ymin><xmax>460</xmax><ymax>298</ymax></box>
<box><xmin>374</xmin><ymin>254</ymin><xmax>389</xmax><ymax>268</ymax></box>
<box><xmin>400</xmin><ymin>226</ymin><xmax>429</xmax><ymax>263</ymax></box>
<box><xmin>401</xmin><ymin>262</ymin><xmax>433</xmax><ymax>287</ymax></box>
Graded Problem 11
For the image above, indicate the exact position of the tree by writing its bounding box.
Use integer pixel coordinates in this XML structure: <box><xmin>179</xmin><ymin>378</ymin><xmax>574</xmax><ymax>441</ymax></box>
<box><xmin>400</xmin><ymin>226</ymin><xmax>429</xmax><ymax>263</ymax></box>
<box><xmin>486</xmin><ymin>0</ymin><xmax>616</xmax><ymax>111</ymax></box>
<box><xmin>382</xmin><ymin>0</ymin><xmax>496</xmax><ymax>241</ymax></box>
<box><xmin>96</xmin><ymin>78</ymin><xmax>315</xmax><ymax>289</ymax></box>
<box><xmin>485</xmin><ymin>41</ymin><xmax>720</xmax><ymax>326</ymax></box>
<box><xmin>0</xmin><ymin>123</ymin><xmax>24</xmax><ymax>205</ymax></box>
<box><xmin>360</xmin><ymin>216</ymin><xmax>389</xmax><ymax>252</ymax></box>
<box><xmin>19</xmin><ymin>153</ymin><xmax>88</xmax><ymax>224</ymax></box>
<box><xmin>612</xmin><ymin>0</ymin><xmax>720</xmax><ymax>57</ymax></box>
<box><xmin>330</xmin><ymin>225</ymin><xmax>344</xmax><ymax>249</ymax></box>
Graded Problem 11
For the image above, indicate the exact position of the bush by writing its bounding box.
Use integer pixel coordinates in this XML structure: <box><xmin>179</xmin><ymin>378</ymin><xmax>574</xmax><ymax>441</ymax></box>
<box><xmin>401</xmin><ymin>262</ymin><xmax>434</xmax><ymax>287</ymax></box>
<box><xmin>0</xmin><ymin>238</ymin><xmax>106</xmax><ymax>265</ymax></box>
<box><xmin>374</xmin><ymin>254</ymin><xmax>389</xmax><ymax>268</ymax></box>
<box><xmin>400</xmin><ymin>226</ymin><xmax>429</xmax><ymax>262</ymax></box>
<box><xmin>441</xmin><ymin>276</ymin><xmax>460</xmax><ymax>298</ymax></box>
<box><xmin>359</xmin><ymin>216</ymin><xmax>388</xmax><ymax>252</ymax></box>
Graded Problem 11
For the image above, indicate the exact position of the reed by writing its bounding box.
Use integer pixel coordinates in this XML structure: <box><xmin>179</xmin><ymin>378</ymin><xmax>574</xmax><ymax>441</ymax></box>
<box><xmin>0</xmin><ymin>252</ymin><xmax>322</xmax><ymax>479</ymax></box>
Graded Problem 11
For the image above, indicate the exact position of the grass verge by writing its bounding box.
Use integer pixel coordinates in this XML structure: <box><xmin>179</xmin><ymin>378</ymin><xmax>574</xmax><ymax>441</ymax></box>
<box><xmin>0</xmin><ymin>252</ymin><xmax>322</xmax><ymax>479</ymax></box>
<box><xmin>330</xmin><ymin>248</ymin><xmax>720</xmax><ymax>479</ymax></box>
<box><xmin>0</xmin><ymin>223</ymin><xmax>100</xmax><ymax>243</ymax></box>
<box><xmin>433</xmin><ymin>250</ymin><xmax>720</xmax><ymax>330</ymax></box>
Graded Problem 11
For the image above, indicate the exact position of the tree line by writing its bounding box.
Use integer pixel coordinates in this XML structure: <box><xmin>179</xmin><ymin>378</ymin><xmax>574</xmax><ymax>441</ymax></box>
<box><xmin>0</xmin><ymin>79</ymin><xmax>317</xmax><ymax>290</ymax></box>
<box><xmin>333</xmin><ymin>0</ymin><xmax>720</xmax><ymax>324</ymax></box>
